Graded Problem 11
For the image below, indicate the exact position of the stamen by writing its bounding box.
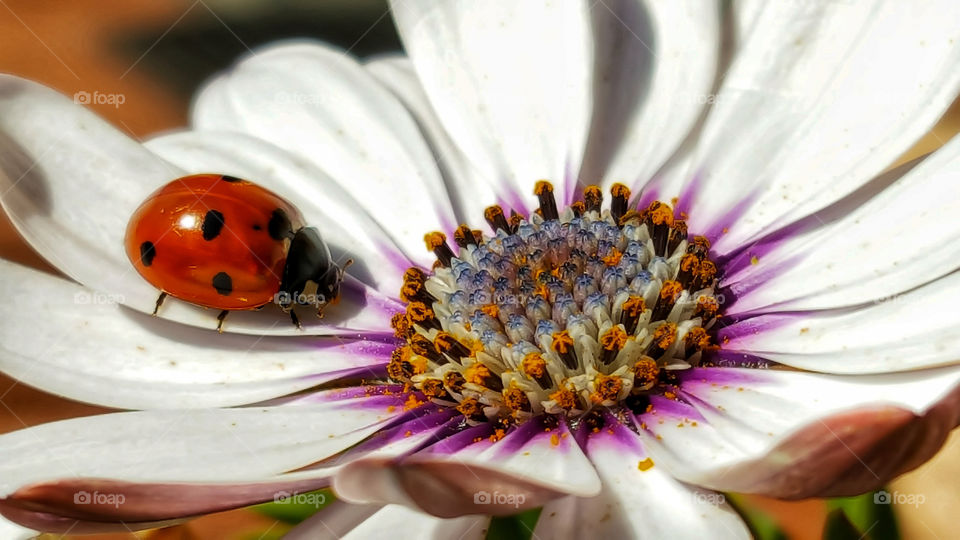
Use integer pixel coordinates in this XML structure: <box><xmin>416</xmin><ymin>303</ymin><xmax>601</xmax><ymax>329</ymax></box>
<box><xmin>551</xmin><ymin>330</ymin><xmax>578</xmax><ymax>370</ymax></box>
<box><xmin>522</xmin><ymin>352</ymin><xmax>553</xmax><ymax>389</ymax></box>
<box><xmin>646</xmin><ymin>323</ymin><xmax>677</xmax><ymax>358</ymax></box>
<box><xmin>534</xmin><ymin>181</ymin><xmax>559</xmax><ymax>221</ymax></box>
<box><xmin>646</xmin><ymin>201</ymin><xmax>674</xmax><ymax>256</ymax></box>
<box><xmin>453</xmin><ymin>224</ymin><xmax>481</xmax><ymax>248</ymax></box>
<box><xmin>583</xmin><ymin>185</ymin><xmax>603</xmax><ymax>213</ymax></box>
<box><xmin>484</xmin><ymin>205</ymin><xmax>511</xmax><ymax>233</ymax></box>
<box><xmin>503</xmin><ymin>387</ymin><xmax>532</xmax><ymax>413</ymax></box>
<box><xmin>424</xmin><ymin>232</ymin><xmax>455</xmax><ymax>266</ymax></box>
<box><xmin>465</xmin><ymin>362</ymin><xmax>503</xmax><ymax>391</ymax></box>
<box><xmin>434</xmin><ymin>331</ymin><xmax>471</xmax><ymax>361</ymax></box>
<box><xmin>633</xmin><ymin>356</ymin><xmax>659</xmax><ymax>390</ymax></box>
<box><xmin>421</xmin><ymin>378</ymin><xmax>449</xmax><ymax>399</ymax></box>
<box><xmin>444</xmin><ymin>371</ymin><xmax>466</xmax><ymax>393</ymax></box>
<box><xmin>591</xmin><ymin>374</ymin><xmax>623</xmax><ymax>405</ymax></box>
<box><xmin>610</xmin><ymin>183</ymin><xmax>631</xmax><ymax>224</ymax></box>
<box><xmin>456</xmin><ymin>397</ymin><xmax>485</xmax><ymax>420</ymax></box>
<box><xmin>549</xmin><ymin>387</ymin><xmax>578</xmax><ymax>411</ymax></box>
<box><xmin>620</xmin><ymin>295</ymin><xmax>646</xmax><ymax>335</ymax></box>
<box><xmin>599</xmin><ymin>325</ymin><xmax>628</xmax><ymax>365</ymax></box>
<box><xmin>651</xmin><ymin>280</ymin><xmax>682</xmax><ymax>321</ymax></box>
<box><xmin>401</xmin><ymin>267</ymin><xmax>435</xmax><ymax>303</ymax></box>
<box><xmin>409</xmin><ymin>333</ymin><xmax>444</xmax><ymax>363</ymax></box>
<box><xmin>390</xmin><ymin>312</ymin><xmax>413</xmax><ymax>339</ymax></box>
<box><xmin>406</xmin><ymin>301</ymin><xmax>440</xmax><ymax>331</ymax></box>
<box><xmin>683</xmin><ymin>326</ymin><xmax>711</xmax><ymax>358</ymax></box>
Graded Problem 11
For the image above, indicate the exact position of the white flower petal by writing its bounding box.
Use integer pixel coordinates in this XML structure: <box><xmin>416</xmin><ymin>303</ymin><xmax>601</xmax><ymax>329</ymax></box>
<box><xmin>0</xmin><ymin>396</ymin><xmax>409</xmax><ymax>496</ymax></box>
<box><xmin>0</xmin><ymin>259</ymin><xmax>393</xmax><ymax>410</ymax></box>
<box><xmin>391</xmin><ymin>0</ymin><xmax>594</xmax><ymax>206</ymax></box>
<box><xmin>334</xmin><ymin>418</ymin><xmax>601</xmax><ymax>516</ymax></box>
<box><xmin>534</xmin><ymin>418</ymin><xmax>748</xmax><ymax>539</ymax></box>
<box><xmin>640</xmin><ymin>366</ymin><xmax>960</xmax><ymax>496</ymax></box>
<box><xmin>722</xmin><ymin>269</ymin><xmax>960</xmax><ymax>373</ymax></box>
<box><xmin>191</xmin><ymin>41</ymin><xmax>455</xmax><ymax>267</ymax></box>
<box><xmin>0</xmin><ymin>515</ymin><xmax>33</xmax><ymax>540</ymax></box>
<box><xmin>0</xmin><ymin>76</ymin><xmax>395</xmax><ymax>336</ymax></box>
<box><xmin>582</xmin><ymin>0</ymin><xmax>720</xmax><ymax>196</ymax></box>
<box><xmin>145</xmin><ymin>130</ymin><xmax>410</xmax><ymax>297</ymax></box>
<box><xmin>725</xmin><ymin>133</ymin><xmax>960</xmax><ymax>315</ymax></box>
<box><xmin>365</xmin><ymin>56</ymin><xmax>498</xmax><ymax>228</ymax></box>
<box><xmin>342</xmin><ymin>505</ymin><xmax>488</xmax><ymax>540</ymax></box>
<box><xmin>682</xmin><ymin>2</ymin><xmax>960</xmax><ymax>254</ymax></box>
<box><xmin>285</xmin><ymin>500</ymin><xmax>381</xmax><ymax>540</ymax></box>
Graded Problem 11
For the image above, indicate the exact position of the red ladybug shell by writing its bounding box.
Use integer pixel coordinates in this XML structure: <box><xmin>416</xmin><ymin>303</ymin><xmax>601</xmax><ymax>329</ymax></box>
<box><xmin>125</xmin><ymin>174</ymin><xmax>305</xmax><ymax>310</ymax></box>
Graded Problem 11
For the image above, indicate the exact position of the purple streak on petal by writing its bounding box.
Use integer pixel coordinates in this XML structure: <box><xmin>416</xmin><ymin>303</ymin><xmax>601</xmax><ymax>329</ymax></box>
<box><xmin>329</xmin><ymin>408</ymin><xmax>460</xmax><ymax>460</ymax></box>
<box><xmin>634</xmin><ymin>184</ymin><xmax>659</xmax><ymax>211</ymax></box>
<box><xmin>304</xmin><ymin>384</ymin><xmax>406</xmax><ymax>403</ymax></box>
<box><xmin>417</xmin><ymin>422</ymin><xmax>491</xmax><ymax>455</ymax></box>
<box><xmin>589</xmin><ymin>412</ymin><xmax>645</xmax><ymax>455</ymax></box>
<box><xmin>715</xmin><ymin>312</ymin><xmax>794</xmax><ymax>344</ymax></box>
<box><xmin>719</xmin><ymin>220</ymin><xmax>806</xmax><ymax>280</ymax></box>
<box><xmin>677</xmin><ymin>366</ymin><xmax>770</xmax><ymax>388</ymax></box>
<box><xmin>489</xmin><ymin>415</ymin><xmax>570</xmax><ymax>458</ymax></box>
<box><xmin>701</xmin><ymin>349</ymin><xmax>774</xmax><ymax>369</ymax></box>
<box><xmin>703</xmin><ymin>192</ymin><xmax>759</xmax><ymax>247</ymax></box>
<box><xmin>674</xmin><ymin>172</ymin><xmax>702</xmax><ymax>221</ymax></box>
<box><xmin>643</xmin><ymin>394</ymin><xmax>705</xmax><ymax>422</ymax></box>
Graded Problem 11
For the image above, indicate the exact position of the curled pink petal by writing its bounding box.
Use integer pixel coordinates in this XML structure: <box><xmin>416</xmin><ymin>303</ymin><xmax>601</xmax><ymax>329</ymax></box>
<box><xmin>333</xmin><ymin>457</ymin><xmax>565</xmax><ymax>518</ymax></box>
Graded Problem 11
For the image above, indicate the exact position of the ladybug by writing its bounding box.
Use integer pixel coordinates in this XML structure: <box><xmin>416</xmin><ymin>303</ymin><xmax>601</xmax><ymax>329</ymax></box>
<box><xmin>125</xmin><ymin>173</ymin><xmax>350</xmax><ymax>332</ymax></box>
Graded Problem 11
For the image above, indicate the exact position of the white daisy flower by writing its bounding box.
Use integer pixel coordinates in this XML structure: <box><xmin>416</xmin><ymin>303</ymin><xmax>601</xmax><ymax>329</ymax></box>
<box><xmin>1</xmin><ymin>1</ymin><xmax>959</xmax><ymax>537</ymax></box>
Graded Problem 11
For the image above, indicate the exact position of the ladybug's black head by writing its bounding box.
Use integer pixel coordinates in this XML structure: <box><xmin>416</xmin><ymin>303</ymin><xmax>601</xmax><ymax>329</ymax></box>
<box><xmin>278</xmin><ymin>226</ymin><xmax>346</xmax><ymax>314</ymax></box>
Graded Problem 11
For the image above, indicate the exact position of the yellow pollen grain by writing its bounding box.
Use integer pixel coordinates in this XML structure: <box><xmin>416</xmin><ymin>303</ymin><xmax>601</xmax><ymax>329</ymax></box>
<box><xmin>502</xmin><ymin>387</ymin><xmax>530</xmax><ymax>411</ymax></box>
<box><xmin>404</xmin><ymin>394</ymin><xmax>423</xmax><ymax>411</ymax></box>
<box><xmin>750</xmin><ymin>255</ymin><xmax>759</xmax><ymax>265</ymax></box>
<box><xmin>550</xmin><ymin>434</ymin><xmax>560</xmax><ymax>446</ymax></box>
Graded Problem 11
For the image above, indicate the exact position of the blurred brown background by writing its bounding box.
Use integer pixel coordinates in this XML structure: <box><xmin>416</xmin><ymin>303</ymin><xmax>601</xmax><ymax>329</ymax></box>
<box><xmin>0</xmin><ymin>1</ymin><xmax>957</xmax><ymax>538</ymax></box>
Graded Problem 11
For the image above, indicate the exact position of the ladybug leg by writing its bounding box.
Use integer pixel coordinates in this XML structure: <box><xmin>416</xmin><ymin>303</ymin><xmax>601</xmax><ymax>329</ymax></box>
<box><xmin>216</xmin><ymin>310</ymin><xmax>229</xmax><ymax>333</ymax></box>
<box><xmin>289</xmin><ymin>309</ymin><xmax>302</xmax><ymax>330</ymax></box>
<box><xmin>339</xmin><ymin>258</ymin><xmax>354</xmax><ymax>279</ymax></box>
<box><xmin>152</xmin><ymin>292</ymin><xmax>168</xmax><ymax>316</ymax></box>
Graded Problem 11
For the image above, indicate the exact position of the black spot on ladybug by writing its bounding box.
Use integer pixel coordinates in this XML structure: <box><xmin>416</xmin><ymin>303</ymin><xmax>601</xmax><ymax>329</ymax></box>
<box><xmin>139</xmin><ymin>241</ymin><xmax>156</xmax><ymax>267</ymax></box>
<box><xmin>212</xmin><ymin>272</ymin><xmax>233</xmax><ymax>296</ymax></box>
<box><xmin>268</xmin><ymin>208</ymin><xmax>293</xmax><ymax>241</ymax></box>
<box><xmin>252</xmin><ymin>224</ymin><xmax>263</xmax><ymax>231</ymax></box>
<box><xmin>202</xmin><ymin>210</ymin><xmax>225</xmax><ymax>241</ymax></box>
<box><xmin>221</xmin><ymin>175</ymin><xmax>242</xmax><ymax>183</ymax></box>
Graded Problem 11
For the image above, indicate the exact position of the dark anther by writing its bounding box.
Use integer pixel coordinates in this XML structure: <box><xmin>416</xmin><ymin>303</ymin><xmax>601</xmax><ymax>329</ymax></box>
<box><xmin>534</xmin><ymin>181</ymin><xmax>559</xmax><ymax>221</ymax></box>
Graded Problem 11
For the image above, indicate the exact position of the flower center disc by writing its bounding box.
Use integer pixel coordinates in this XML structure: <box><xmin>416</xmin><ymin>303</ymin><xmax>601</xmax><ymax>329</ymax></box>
<box><xmin>389</xmin><ymin>181</ymin><xmax>721</xmax><ymax>436</ymax></box>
